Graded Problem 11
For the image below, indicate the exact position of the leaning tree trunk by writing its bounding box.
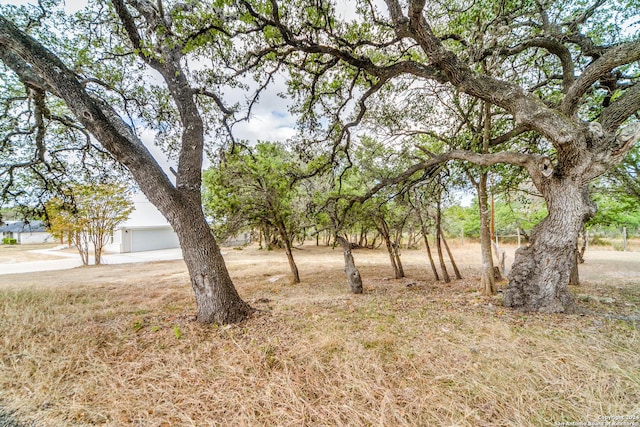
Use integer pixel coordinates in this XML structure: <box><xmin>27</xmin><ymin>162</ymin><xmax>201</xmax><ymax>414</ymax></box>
<box><xmin>420</xmin><ymin>228</ymin><xmax>440</xmax><ymax>281</ymax></box>
<box><xmin>504</xmin><ymin>183</ymin><xmax>595</xmax><ymax>313</ymax></box>
<box><xmin>336</xmin><ymin>235</ymin><xmax>363</xmax><ymax>294</ymax></box>
<box><xmin>169</xmin><ymin>197</ymin><xmax>254</xmax><ymax>324</ymax></box>
<box><xmin>378</xmin><ymin>218</ymin><xmax>403</xmax><ymax>279</ymax></box>
<box><xmin>417</xmin><ymin>210</ymin><xmax>440</xmax><ymax>281</ymax></box>
<box><xmin>0</xmin><ymin>11</ymin><xmax>254</xmax><ymax>325</ymax></box>
<box><xmin>276</xmin><ymin>222</ymin><xmax>300</xmax><ymax>283</ymax></box>
<box><xmin>442</xmin><ymin>235</ymin><xmax>462</xmax><ymax>280</ymax></box>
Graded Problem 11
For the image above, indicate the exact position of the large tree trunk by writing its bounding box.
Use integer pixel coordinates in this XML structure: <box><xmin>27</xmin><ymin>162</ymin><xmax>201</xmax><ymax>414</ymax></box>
<box><xmin>0</xmin><ymin>9</ymin><xmax>255</xmax><ymax>324</ymax></box>
<box><xmin>504</xmin><ymin>183</ymin><xmax>595</xmax><ymax>313</ymax></box>
<box><xmin>168</xmin><ymin>197</ymin><xmax>254</xmax><ymax>324</ymax></box>
<box><xmin>336</xmin><ymin>235</ymin><xmax>363</xmax><ymax>293</ymax></box>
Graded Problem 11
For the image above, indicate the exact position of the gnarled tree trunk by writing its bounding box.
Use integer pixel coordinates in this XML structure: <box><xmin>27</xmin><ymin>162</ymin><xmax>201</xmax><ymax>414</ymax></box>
<box><xmin>504</xmin><ymin>183</ymin><xmax>595</xmax><ymax>313</ymax></box>
<box><xmin>336</xmin><ymin>235</ymin><xmax>363</xmax><ymax>293</ymax></box>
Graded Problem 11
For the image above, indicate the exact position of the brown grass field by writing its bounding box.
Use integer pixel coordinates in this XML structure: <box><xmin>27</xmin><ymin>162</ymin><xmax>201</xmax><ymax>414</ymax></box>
<box><xmin>0</xmin><ymin>242</ymin><xmax>639</xmax><ymax>426</ymax></box>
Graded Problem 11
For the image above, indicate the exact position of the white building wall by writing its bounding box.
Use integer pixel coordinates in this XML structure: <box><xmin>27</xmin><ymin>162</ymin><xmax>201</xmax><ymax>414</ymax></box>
<box><xmin>18</xmin><ymin>232</ymin><xmax>53</xmax><ymax>244</ymax></box>
<box><xmin>105</xmin><ymin>194</ymin><xmax>180</xmax><ymax>253</ymax></box>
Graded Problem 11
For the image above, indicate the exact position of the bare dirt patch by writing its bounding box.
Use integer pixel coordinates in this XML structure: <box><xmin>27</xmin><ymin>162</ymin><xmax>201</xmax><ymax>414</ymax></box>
<box><xmin>0</xmin><ymin>243</ymin><xmax>639</xmax><ymax>426</ymax></box>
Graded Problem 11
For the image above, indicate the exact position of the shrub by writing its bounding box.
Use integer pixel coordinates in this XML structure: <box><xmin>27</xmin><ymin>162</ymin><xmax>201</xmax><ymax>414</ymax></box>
<box><xmin>2</xmin><ymin>237</ymin><xmax>17</xmax><ymax>245</ymax></box>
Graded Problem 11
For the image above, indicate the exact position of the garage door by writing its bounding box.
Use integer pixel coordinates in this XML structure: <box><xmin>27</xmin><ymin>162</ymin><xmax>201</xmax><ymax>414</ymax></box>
<box><xmin>130</xmin><ymin>228</ymin><xmax>180</xmax><ymax>252</ymax></box>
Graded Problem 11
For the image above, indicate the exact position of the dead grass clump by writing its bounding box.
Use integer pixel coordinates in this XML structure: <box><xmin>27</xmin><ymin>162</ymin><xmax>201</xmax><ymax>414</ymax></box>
<box><xmin>1</xmin><ymin>244</ymin><xmax>639</xmax><ymax>426</ymax></box>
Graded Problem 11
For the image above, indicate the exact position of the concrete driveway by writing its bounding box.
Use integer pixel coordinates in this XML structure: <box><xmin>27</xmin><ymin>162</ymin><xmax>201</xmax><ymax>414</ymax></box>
<box><xmin>0</xmin><ymin>247</ymin><xmax>183</xmax><ymax>275</ymax></box>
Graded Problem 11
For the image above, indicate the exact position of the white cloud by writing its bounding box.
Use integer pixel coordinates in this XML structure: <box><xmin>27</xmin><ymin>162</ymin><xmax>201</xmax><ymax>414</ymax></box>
<box><xmin>223</xmin><ymin>73</ymin><xmax>297</xmax><ymax>143</ymax></box>
<box><xmin>234</xmin><ymin>111</ymin><xmax>296</xmax><ymax>143</ymax></box>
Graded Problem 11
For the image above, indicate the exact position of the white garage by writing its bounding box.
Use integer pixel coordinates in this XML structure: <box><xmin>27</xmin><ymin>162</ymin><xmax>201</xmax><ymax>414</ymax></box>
<box><xmin>118</xmin><ymin>226</ymin><xmax>180</xmax><ymax>253</ymax></box>
<box><xmin>106</xmin><ymin>194</ymin><xmax>180</xmax><ymax>253</ymax></box>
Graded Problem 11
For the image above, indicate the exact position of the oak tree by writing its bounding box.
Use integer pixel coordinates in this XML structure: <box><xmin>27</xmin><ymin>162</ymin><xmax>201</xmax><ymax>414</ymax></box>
<box><xmin>0</xmin><ymin>1</ymin><xmax>252</xmax><ymax>323</ymax></box>
<box><xmin>241</xmin><ymin>0</ymin><xmax>640</xmax><ymax>312</ymax></box>
<box><xmin>203</xmin><ymin>142</ymin><xmax>305</xmax><ymax>283</ymax></box>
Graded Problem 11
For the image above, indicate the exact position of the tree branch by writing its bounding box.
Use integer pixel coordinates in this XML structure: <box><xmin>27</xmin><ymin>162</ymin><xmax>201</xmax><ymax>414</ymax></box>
<box><xmin>561</xmin><ymin>40</ymin><xmax>640</xmax><ymax>115</ymax></box>
<box><xmin>489</xmin><ymin>125</ymin><xmax>530</xmax><ymax>147</ymax></box>
<box><xmin>480</xmin><ymin>37</ymin><xmax>575</xmax><ymax>90</ymax></box>
<box><xmin>0</xmin><ymin>48</ymin><xmax>57</xmax><ymax>95</ymax></box>
<box><xmin>354</xmin><ymin>149</ymin><xmax>550</xmax><ymax>205</ymax></box>
<box><xmin>599</xmin><ymin>83</ymin><xmax>640</xmax><ymax>133</ymax></box>
<box><xmin>111</xmin><ymin>0</ymin><xmax>164</xmax><ymax>69</ymax></box>
<box><xmin>0</xmin><ymin>14</ymin><xmax>176</xmax><ymax>198</ymax></box>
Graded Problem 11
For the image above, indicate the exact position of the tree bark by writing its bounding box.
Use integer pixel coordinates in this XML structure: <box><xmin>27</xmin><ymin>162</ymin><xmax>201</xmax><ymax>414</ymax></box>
<box><xmin>435</xmin><ymin>199</ymin><xmax>451</xmax><ymax>283</ymax></box>
<box><xmin>392</xmin><ymin>224</ymin><xmax>405</xmax><ymax>277</ymax></box>
<box><xmin>94</xmin><ymin>244</ymin><xmax>103</xmax><ymax>266</ymax></box>
<box><xmin>442</xmin><ymin>235</ymin><xmax>462</xmax><ymax>280</ymax></box>
<box><xmin>393</xmin><ymin>242</ymin><xmax>405</xmax><ymax>278</ymax></box>
<box><xmin>504</xmin><ymin>182</ymin><xmax>595</xmax><ymax>313</ymax></box>
<box><xmin>478</xmin><ymin>173</ymin><xmax>496</xmax><ymax>294</ymax></box>
<box><xmin>279</xmin><ymin>225</ymin><xmax>301</xmax><ymax>283</ymax></box>
<box><xmin>420</xmin><ymin>228</ymin><xmax>440</xmax><ymax>281</ymax></box>
<box><xmin>416</xmin><ymin>209</ymin><xmax>440</xmax><ymax>281</ymax></box>
<box><xmin>479</xmin><ymin>101</ymin><xmax>497</xmax><ymax>295</ymax></box>
<box><xmin>336</xmin><ymin>235</ymin><xmax>363</xmax><ymax>293</ymax></box>
<box><xmin>171</xmin><ymin>197</ymin><xmax>253</xmax><ymax>323</ymax></box>
<box><xmin>74</xmin><ymin>230</ymin><xmax>90</xmax><ymax>266</ymax></box>
<box><xmin>568</xmin><ymin>249</ymin><xmax>580</xmax><ymax>286</ymax></box>
<box><xmin>378</xmin><ymin>217</ymin><xmax>403</xmax><ymax>279</ymax></box>
<box><xmin>578</xmin><ymin>227</ymin><xmax>587</xmax><ymax>263</ymax></box>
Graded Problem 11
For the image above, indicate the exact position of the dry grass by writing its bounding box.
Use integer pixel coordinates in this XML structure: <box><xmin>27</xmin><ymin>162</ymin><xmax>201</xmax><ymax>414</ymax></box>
<box><xmin>1</xmin><ymin>243</ymin><xmax>639</xmax><ymax>426</ymax></box>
